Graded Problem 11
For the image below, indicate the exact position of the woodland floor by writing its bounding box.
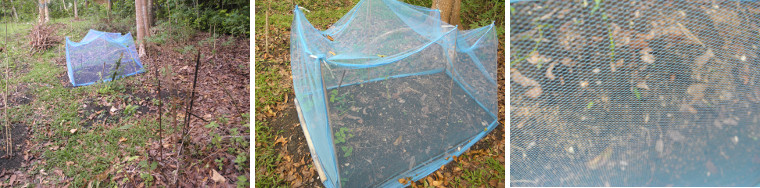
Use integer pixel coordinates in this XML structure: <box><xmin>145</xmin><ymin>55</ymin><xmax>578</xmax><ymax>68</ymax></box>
<box><xmin>0</xmin><ymin>15</ymin><xmax>250</xmax><ymax>187</ymax></box>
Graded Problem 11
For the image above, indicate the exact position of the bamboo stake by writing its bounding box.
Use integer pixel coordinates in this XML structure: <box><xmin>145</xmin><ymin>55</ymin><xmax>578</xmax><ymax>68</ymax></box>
<box><xmin>4</xmin><ymin>1</ymin><xmax>12</xmax><ymax>157</ymax></box>
<box><xmin>174</xmin><ymin>50</ymin><xmax>201</xmax><ymax>186</ymax></box>
<box><xmin>156</xmin><ymin>69</ymin><xmax>163</xmax><ymax>160</ymax></box>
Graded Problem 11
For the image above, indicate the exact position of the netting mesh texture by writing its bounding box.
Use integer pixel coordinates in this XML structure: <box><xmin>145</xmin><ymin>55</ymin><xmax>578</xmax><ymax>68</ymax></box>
<box><xmin>290</xmin><ymin>0</ymin><xmax>498</xmax><ymax>187</ymax></box>
<box><xmin>65</xmin><ymin>29</ymin><xmax>144</xmax><ymax>87</ymax></box>
<box><xmin>511</xmin><ymin>0</ymin><xmax>760</xmax><ymax>186</ymax></box>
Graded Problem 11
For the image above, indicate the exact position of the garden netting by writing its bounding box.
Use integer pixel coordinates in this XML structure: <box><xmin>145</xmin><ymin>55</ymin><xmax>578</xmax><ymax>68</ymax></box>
<box><xmin>65</xmin><ymin>29</ymin><xmax>144</xmax><ymax>87</ymax></box>
<box><xmin>290</xmin><ymin>0</ymin><xmax>498</xmax><ymax>187</ymax></box>
<box><xmin>511</xmin><ymin>0</ymin><xmax>760</xmax><ymax>186</ymax></box>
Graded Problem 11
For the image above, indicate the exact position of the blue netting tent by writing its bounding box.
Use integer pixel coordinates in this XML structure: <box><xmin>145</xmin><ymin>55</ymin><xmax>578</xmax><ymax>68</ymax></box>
<box><xmin>290</xmin><ymin>0</ymin><xmax>498</xmax><ymax>187</ymax></box>
<box><xmin>511</xmin><ymin>0</ymin><xmax>760</xmax><ymax>186</ymax></box>
<box><xmin>65</xmin><ymin>29</ymin><xmax>144</xmax><ymax>87</ymax></box>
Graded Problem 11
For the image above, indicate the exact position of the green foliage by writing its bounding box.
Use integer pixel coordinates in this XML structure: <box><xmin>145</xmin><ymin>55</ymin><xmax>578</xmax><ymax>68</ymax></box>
<box><xmin>123</xmin><ymin>104</ymin><xmax>139</xmax><ymax>117</ymax></box>
<box><xmin>237</xmin><ymin>175</ymin><xmax>249</xmax><ymax>188</ymax></box>
<box><xmin>460</xmin><ymin>0</ymin><xmax>505</xmax><ymax>42</ymax></box>
<box><xmin>153</xmin><ymin>0</ymin><xmax>249</xmax><ymax>37</ymax></box>
<box><xmin>341</xmin><ymin>145</ymin><xmax>353</xmax><ymax>157</ymax></box>
<box><xmin>334</xmin><ymin>127</ymin><xmax>354</xmax><ymax>144</ymax></box>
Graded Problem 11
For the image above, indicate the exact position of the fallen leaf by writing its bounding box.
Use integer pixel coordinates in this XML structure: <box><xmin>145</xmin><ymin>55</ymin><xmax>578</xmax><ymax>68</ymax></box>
<box><xmin>432</xmin><ymin>180</ymin><xmax>442</xmax><ymax>186</ymax></box>
<box><xmin>119</xmin><ymin>137</ymin><xmax>127</xmax><ymax>143</ymax></box>
<box><xmin>393</xmin><ymin>135</ymin><xmax>403</xmax><ymax>146</ymax></box>
<box><xmin>526</xmin><ymin>86</ymin><xmax>543</xmax><ymax>98</ymax></box>
<box><xmin>69</xmin><ymin>129</ymin><xmax>77</xmax><ymax>134</ymax></box>
<box><xmin>511</xmin><ymin>69</ymin><xmax>539</xmax><ymax>87</ymax></box>
<box><xmin>398</xmin><ymin>178</ymin><xmax>408</xmax><ymax>184</ymax></box>
<box><xmin>640</xmin><ymin>47</ymin><xmax>655</xmax><ymax>64</ymax></box>
<box><xmin>546</xmin><ymin>62</ymin><xmax>557</xmax><ymax>80</ymax></box>
<box><xmin>586</xmin><ymin>146</ymin><xmax>613</xmax><ymax>169</ymax></box>
<box><xmin>273</xmin><ymin>136</ymin><xmax>287</xmax><ymax>146</ymax></box>
<box><xmin>211</xmin><ymin>169</ymin><xmax>226</xmax><ymax>183</ymax></box>
<box><xmin>66</xmin><ymin>161</ymin><xmax>74</xmax><ymax>166</ymax></box>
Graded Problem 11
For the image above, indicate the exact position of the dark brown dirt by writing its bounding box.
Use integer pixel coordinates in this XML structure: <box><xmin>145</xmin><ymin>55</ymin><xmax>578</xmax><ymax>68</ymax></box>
<box><xmin>0</xmin><ymin>124</ymin><xmax>28</xmax><ymax>170</ymax></box>
<box><xmin>264</xmin><ymin>94</ymin><xmax>323</xmax><ymax>187</ymax></box>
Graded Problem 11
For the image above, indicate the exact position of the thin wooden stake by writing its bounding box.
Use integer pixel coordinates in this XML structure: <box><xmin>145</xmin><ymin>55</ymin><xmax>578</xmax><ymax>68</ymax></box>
<box><xmin>3</xmin><ymin>1</ymin><xmax>12</xmax><ymax>157</ymax></box>
<box><xmin>174</xmin><ymin>49</ymin><xmax>202</xmax><ymax>186</ymax></box>
<box><xmin>156</xmin><ymin>69</ymin><xmax>163</xmax><ymax>160</ymax></box>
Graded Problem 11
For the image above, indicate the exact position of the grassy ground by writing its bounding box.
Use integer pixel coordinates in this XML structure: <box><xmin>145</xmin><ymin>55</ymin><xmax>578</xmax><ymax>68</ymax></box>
<box><xmin>254</xmin><ymin>0</ymin><xmax>505</xmax><ymax>187</ymax></box>
<box><xmin>0</xmin><ymin>14</ymin><xmax>250</xmax><ymax>187</ymax></box>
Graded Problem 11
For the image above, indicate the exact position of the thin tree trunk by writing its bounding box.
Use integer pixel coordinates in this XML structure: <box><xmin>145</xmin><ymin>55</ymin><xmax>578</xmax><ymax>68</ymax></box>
<box><xmin>147</xmin><ymin>0</ymin><xmax>153</xmax><ymax>26</ymax></box>
<box><xmin>38</xmin><ymin>0</ymin><xmax>44</xmax><ymax>24</ymax></box>
<box><xmin>74</xmin><ymin>0</ymin><xmax>78</xmax><ymax>19</ymax></box>
<box><xmin>44</xmin><ymin>0</ymin><xmax>49</xmax><ymax>23</ymax></box>
<box><xmin>10</xmin><ymin>0</ymin><xmax>19</xmax><ymax>21</ymax></box>
<box><xmin>142</xmin><ymin>0</ymin><xmax>151</xmax><ymax>37</ymax></box>
<box><xmin>61</xmin><ymin>0</ymin><xmax>66</xmax><ymax>11</ymax></box>
<box><xmin>431</xmin><ymin>0</ymin><xmax>460</xmax><ymax>25</ymax></box>
<box><xmin>135</xmin><ymin>0</ymin><xmax>145</xmax><ymax>56</ymax></box>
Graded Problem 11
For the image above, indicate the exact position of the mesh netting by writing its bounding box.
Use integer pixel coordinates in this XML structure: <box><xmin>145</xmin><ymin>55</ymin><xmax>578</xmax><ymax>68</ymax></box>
<box><xmin>510</xmin><ymin>0</ymin><xmax>760</xmax><ymax>186</ymax></box>
<box><xmin>65</xmin><ymin>29</ymin><xmax>144</xmax><ymax>87</ymax></box>
<box><xmin>290</xmin><ymin>0</ymin><xmax>498</xmax><ymax>187</ymax></box>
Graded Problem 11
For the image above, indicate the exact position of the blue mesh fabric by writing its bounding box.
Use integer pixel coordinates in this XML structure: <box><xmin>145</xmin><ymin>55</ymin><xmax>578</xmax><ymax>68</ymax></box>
<box><xmin>511</xmin><ymin>0</ymin><xmax>760</xmax><ymax>186</ymax></box>
<box><xmin>65</xmin><ymin>29</ymin><xmax>144</xmax><ymax>86</ymax></box>
<box><xmin>290</xmin><ymin>0</ymin><xmax>498</xmax><ymax>187</ymax></box>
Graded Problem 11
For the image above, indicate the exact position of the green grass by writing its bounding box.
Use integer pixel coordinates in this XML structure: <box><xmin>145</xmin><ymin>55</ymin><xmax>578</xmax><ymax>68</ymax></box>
<box><xmin>254</xmin><ymin>120</ymin><xmax>285</xmax><ymax>187</ymax></box>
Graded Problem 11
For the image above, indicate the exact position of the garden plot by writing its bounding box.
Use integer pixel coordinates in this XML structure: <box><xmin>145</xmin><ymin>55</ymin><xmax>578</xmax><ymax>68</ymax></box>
<box><xmin>328</xmin><ymin>72</ymin><xmax>492</xmax><ymax>187</ymax></box>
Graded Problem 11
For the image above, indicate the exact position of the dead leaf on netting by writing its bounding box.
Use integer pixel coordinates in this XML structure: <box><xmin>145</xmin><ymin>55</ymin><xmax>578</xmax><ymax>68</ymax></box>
<box><xmin>636</xmin><ymin>81</ymin><xmax>650</xmax><ymax>90</ymax></box>
<box><xmin>398</xmin><ymin>177</ymin><xmax>408</xmax><ymax>184</ymax></box>
<box><xmin>511</xmin><ymin>69</ymin><xmax>539</xmax><ymax>87</ymax></box>
<box><xmin>586</xmin><ymin>146</ymin><xmax>613</xmax><ymax>169</ymax></box>
<box><xmin>640</xmin><ymin>47</ymin><xmax>655</xmax><ymax>64</ymax></box>
<box><xmin>393</xmin><ymin>135</ymin><xmax>403</xmax><ymax>146</ymax></box>
<box><xmin>526</xmin><ymin>86</ymin><xmax>543</xmax><ymax>98</ymax></box>
<box><xmin>527</xmin><ymin>51</ymin><xmax>551</xmax><ymax>66</ymax></box>
<box><xmin>546</xmin><ymin>62</ymin><xmax>557</xmax><ymax>80</ymax></box>
<box><xmin>695</xmin><ymin>49</ymin><xmax>714</xmax><ymax>68</ymax></box>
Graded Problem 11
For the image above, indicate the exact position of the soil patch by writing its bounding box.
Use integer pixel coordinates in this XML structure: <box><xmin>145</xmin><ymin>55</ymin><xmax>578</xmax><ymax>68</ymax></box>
<box><xmin>328</xmin><ymin>72</ymin><xmax>494</xmax><ymax>187</ymax></box>
<box><xmin>266</xmin><ymin>94</ymin><xmax>322</xmax><ymax>187</ymax></box>
<box><xmin>0</xmin><ymin>123</ymin><xmax>28</xmax><ymax>170</ymax></box>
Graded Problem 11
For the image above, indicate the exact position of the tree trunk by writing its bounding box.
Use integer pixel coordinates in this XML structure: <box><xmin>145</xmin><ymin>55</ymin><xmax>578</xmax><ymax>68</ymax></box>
<box><xmin>136</xmin><ymin>0</ymin><xmax>145</xmax><ymax>56</ymax></box>
<box><xmin>142</xmin><ymin>0</ymin><xmax>151</xmax><ymax>37</ymax></box>
<box><xmin>45</xmin><ymin>0</ymin><xmax>50</xmax><ymax>23</ymax></box>
<box><xmin>74</xmin><ymin>0</ymin><xmax>78</xmax><ymax>19</ymax></box>
<box><xmin>61</xmin><ymin>0</ymin><xmax>67</xmax><ymax>11</ymax></box>
<box><xmin>148</xmin><ymin>0</ymin><xmax>154</xmax><ymax>26</ymax></box>
<box><xmin>10</xmin><ymin>0</ymin><xmax>19</xmax><ymax>21</ymax></box>
<box><xmin>432</xmin><ymin>0</ymin><xmax>461</xmax><ymax>26</ymax></box>
<box><xmin>38</xmin><ymin>0</ymin><xmax>44</xmax><ymax>24</ymax></box>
